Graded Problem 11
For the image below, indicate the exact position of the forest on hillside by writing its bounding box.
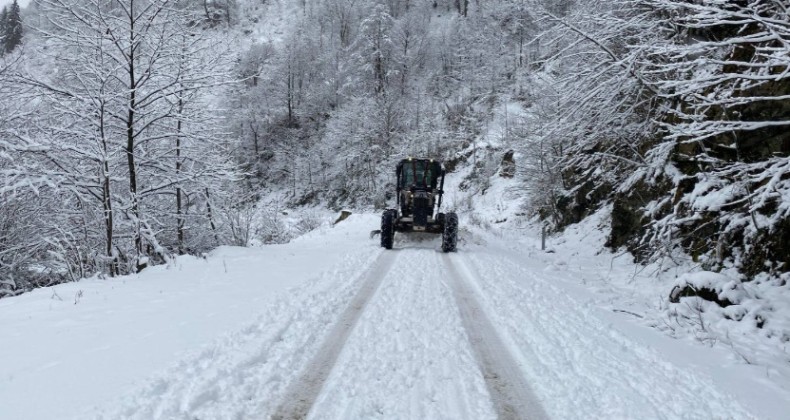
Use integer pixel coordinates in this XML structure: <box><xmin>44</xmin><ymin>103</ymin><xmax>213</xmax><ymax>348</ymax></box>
<box><xmin>1</xmin><ymin>0</ymin><xmax>788</xmax><ymax>298</ymax></box>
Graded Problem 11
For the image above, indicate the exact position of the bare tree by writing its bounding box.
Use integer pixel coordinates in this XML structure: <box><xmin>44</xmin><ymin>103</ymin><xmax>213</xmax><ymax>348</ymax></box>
<box><xmin>4</xmin><ymin>0</ymin><xmax>238</xmax><ymax>278</ymax></box>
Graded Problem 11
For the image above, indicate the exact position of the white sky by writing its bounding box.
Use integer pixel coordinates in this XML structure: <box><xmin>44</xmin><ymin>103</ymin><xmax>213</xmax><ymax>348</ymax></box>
<box><xmin>0</xmin><ymin>0</ymin><xmax>31</xmax><ymax>10</ymax></box>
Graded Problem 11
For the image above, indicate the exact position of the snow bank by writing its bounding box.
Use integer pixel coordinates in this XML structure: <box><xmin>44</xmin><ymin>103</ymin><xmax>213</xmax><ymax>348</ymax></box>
<box><xmin>0</xmin><ymin>214</ymin><xmax>382</xmax><ymax>420</ymax></box>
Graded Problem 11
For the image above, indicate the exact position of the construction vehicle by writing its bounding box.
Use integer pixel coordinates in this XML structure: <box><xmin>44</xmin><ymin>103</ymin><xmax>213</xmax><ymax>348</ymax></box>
<box><xmin>380</xmin><ymin>158</ymin><xmax>458</xmax><ymax>252</ymax></box>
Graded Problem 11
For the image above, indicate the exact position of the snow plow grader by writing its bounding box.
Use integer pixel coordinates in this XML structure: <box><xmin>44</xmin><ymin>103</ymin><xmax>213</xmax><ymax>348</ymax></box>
<box><xmin>380</xmin><ymin>158</ymin><xmax>458</xmax><ymax>252</ymax></box>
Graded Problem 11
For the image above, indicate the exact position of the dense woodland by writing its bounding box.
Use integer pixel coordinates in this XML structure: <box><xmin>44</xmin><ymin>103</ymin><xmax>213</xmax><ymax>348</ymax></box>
<box><xmin>0</xmin><ymin>0</ymin><xmax>788</xmax><ymax>298</ymax></box>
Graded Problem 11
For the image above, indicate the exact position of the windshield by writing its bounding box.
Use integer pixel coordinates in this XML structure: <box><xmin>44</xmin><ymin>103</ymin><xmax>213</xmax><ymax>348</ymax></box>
<box><xmin>401</xmin><ymin>160</ymin><xmax>436</xmax><ymax>189</ymax></box>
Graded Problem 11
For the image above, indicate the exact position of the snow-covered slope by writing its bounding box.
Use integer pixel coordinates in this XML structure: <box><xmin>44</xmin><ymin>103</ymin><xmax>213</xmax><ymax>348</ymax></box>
<box><xmin>1</xmin><ymin>212</ymin><xmax>787</xmax><ymax>419</ymax></box>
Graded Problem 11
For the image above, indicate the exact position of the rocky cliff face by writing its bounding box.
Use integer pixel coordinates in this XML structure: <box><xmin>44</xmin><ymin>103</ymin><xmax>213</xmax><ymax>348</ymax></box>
<box><xmin>554</xmin><ymin>5</ymin><xmax>790</xmax><ymax>279</ymax></box>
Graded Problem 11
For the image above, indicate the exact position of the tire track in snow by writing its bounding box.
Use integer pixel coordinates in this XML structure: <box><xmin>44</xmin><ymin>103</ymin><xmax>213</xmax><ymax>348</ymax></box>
<box><xmin>271</xmin><ymin>250</ymin><xmax>399</xmax><ymax>420</ymax></box>
<box><xmin>87</xmin><ymin>246</ymin><xmax>386</xmax><ymax>420</ymax></box>
<box><xmin>460</xmin><ymin>248</ymin><xmax>757</xmax><ymax>419</ymax></box>
<box><xmin>442</xmin><ymin>253</ymin><xmax>549</xmax><ymax>420</ymax></box>
<box><xmin>308</xmin><ymin>246</ymin><xmax>495</xmax><ymax>419</ymax></box>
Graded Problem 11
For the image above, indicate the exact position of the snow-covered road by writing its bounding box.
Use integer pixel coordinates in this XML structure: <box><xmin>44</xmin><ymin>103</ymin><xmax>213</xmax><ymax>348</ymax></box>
<box><xmin>1</xmin><ymin>214</ymin><xmax>785</xmax><ymax>419</ymax></box>
<box><xmin>457</xmin><ymin>248</ymin><xmax>754</xmax><ymax>419</ymax></box>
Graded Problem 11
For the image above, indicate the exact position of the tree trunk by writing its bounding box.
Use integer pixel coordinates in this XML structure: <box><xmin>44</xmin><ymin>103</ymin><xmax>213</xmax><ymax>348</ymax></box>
<box><xmin>126</xmin><ymin>1</ymin><xmax>143</xmax><ymax>271</ymax></box>
<box><xmin>102</xmin><ymin>163</ymin><xmax>115</xmax><ymax>276</ymax></box>
<box><xmin>205</xmin><ymin>188</ymin><xmax>220</xmax><ymax>245</ymax></box>
<box><xmin>98</xmin><ymin>97</ymin><xmax>117</xmax><ymax>277</ymax></box>
<box><xmin>203</xmin><ymin>0</ymin><xmax>211</xmax><ymax>21</ymax></box>
<box><xmin>401</xmin><ymin>32</ymin><xmax>409</xmax><ymax>96</ymax></box>
<box><xmin>287</xmin><ymin>59</ymin><xmax>294</xmax><ymax>125</ymax></box>
<box><xmin>176</xmin><ymin>98</ymin><xmax>185</xmax><ymax>254</ymax></box>
<box><xmin>250</xmin><ymin>121</ymin><xmax>260</xmax><ymax>157</ymax></box>
<box><xmin>101</xmin><ymin>150</ymin><xmax>115</xmax><ymax>276</ymax></box>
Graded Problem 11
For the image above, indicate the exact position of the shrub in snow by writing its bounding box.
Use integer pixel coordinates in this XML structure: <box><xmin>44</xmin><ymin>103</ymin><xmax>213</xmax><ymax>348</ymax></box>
<box><xmin>227</xmin><ymin>205</ymin><xmax>257</xmax><ymax>247</ymax></box>
<box><xmin>255</xmin><ymin>209</ymin><xmax>291</xmax><ymax>245</ymax></box>
<box><xmin>294</xmin><ymin>209</ymin><xmax>328</xmax><ymax>234</ymax></box>
<box><xmin>467</xmin><ymin>212</ymin><xmax>491</xmax><ymax>231</ymax></box>
<box><xmin>664</xmin><ymin>271</ymin><xmax>790</xmax><ymax>363</ymax></box>
<box><xmin>669</xmin><ymin>272</ymin><xmax>749</xmax><ymax>308</ymax></box>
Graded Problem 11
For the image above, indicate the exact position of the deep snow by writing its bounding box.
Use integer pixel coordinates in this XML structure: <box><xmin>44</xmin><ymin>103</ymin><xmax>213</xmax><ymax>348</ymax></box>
<box><xmin>1</xmin><ymin>212</ymin><xmax>788</xmax><ymax>419</ymax></box>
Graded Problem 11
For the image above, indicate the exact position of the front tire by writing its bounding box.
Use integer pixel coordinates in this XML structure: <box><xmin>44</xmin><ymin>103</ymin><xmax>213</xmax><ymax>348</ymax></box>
<box><xmin>441</xmin><ymin>212</ymin><xmax>458</xmax><ymax>252</ymax></box>
<box><xmin>436</xmin><ymin>212</ymin><xmax>445</xmax><ymax>227</ymax></box>
<box><xmin>381</xmin><ymin>210</ymin><xmax>395</xmax><ymax>249</ymax></box>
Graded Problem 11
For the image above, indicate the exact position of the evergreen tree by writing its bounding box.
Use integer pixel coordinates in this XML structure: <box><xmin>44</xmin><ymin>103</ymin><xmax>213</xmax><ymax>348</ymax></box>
<box><xmin>4</xmin><ymin>0</ymin><xmax>22</xmax><ymax>54</ymax></box>
<box><xmin>0</xmin><ymin>6</ymin><xmax>8</xmax><ymax>54</ymax></box>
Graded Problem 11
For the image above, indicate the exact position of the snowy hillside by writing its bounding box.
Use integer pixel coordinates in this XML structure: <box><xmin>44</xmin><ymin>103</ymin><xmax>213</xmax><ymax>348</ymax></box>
<box><xmin>1</xmin><ymin>213</ymin><xmax>788</xmax><ymax>420</ymax></box>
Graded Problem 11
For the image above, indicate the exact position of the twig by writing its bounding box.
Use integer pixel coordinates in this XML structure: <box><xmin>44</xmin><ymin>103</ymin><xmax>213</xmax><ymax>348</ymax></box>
<box><xmin>612</xmin><ymin>308</ymin><xmax>644</xmax><ymax>318</ymax></box>
<box><xmin>51</xmin><ymin>289</ymin><xmax>63</xmax><ymax>301</ymax></box>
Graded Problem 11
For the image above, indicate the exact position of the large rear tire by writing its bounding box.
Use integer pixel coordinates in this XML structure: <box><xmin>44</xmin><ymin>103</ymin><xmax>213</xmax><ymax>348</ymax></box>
<box><xmin>381</xmin><ymin>210</ymin><xmax>395</xmax><ymax>249</ymax></box>
<box><xmin>441</xmin><ymin>212</ymin><xmax>458</xmax><ymax>252</ymax></box>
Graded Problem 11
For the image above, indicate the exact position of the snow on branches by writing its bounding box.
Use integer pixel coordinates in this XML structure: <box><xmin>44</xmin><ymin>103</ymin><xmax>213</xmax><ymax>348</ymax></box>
<box><xmin>0</xmin><ymin>0</ymin><xmax>239</xmax><ymax>293</ymax></box>
<box><xmin>526</xmin><ymin>0</ymin><xmax>790</xmax><ymax>276</ymax></box>
<box><xmin>646</xmin><ymin>0</ymin><xmax>790</xmax><ymax>143</ymax></box>
<box><xmin>635</xmin><ymin>0</ymin><xmax>790</xmax><ymax>274</ymax></box>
